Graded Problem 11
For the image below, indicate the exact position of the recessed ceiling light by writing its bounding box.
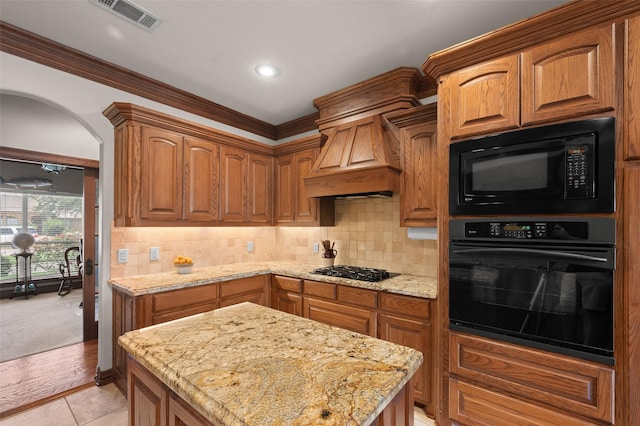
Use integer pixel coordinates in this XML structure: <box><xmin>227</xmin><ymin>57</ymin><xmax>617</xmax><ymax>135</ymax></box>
<box><xmin>255</xmin><ymin>64</ymin><xmax>280</xmax><ymax>78</ymax></box>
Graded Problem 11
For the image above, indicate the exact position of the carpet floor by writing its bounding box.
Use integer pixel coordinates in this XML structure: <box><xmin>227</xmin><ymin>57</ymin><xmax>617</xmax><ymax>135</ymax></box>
<box><xmin>0</xmin><ymin>291</ymin><xmax>83</xmax><ymax>362</ymax></box>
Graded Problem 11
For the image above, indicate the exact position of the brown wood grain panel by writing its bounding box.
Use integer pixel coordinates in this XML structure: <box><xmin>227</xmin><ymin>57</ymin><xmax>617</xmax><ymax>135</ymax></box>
<box><xmin>184</xmin><ymin>137</ymin><xmax>219</xmax><ymax>222</ymax></box>
<box><xmin>271</xmin><ymin>275</ymin><xmax>302</xmax><ymax>293</ymax></box>
<box><xmin>521</xmin><ymin>25</ymin><xmax>615</xmax><ymax>125</ymax></box>
<box><xmin>625</xmin><ymin>16</ymin><xmax>640</xmax><ymax>160</ymax></box>
<box><xmin>219</xmin><ymin>146</ymin><xmax>247</xmax><ymax>223</ymax></box>
<box><xmin>379</xmin><ymin>293</ymin><xmax>431</xmax><ymax>320</ymax></box>
<box><xmin>623</xmin><ymin>164</ymin><xmax>640</xmax><ymax>425</ymax></box>
<box><xmin>169</xmin><ymin>392</ymin><xmax>211</xmax><ymax>426</ymax></box>
<box><xmin>152</xmin><ymin>284</ymin><xmax>218</xmax><ymax>313</ymax></box>
<box><xmin>128</xmin><ymin>358</ymin><xmax>168</xmax><ymax>426</ymax></box>
<box><xmin>303</xmin><ymin>297</ymin><xmax>376</xmax><ymax>337</ymax></box>
<box><xmin>0</xmin><ymin>146</ymin><xmax>99</xmax><ymax>169</ymax></box>
<box><xmin>450</xmin><ymin>332</ymin><xmax>614</xmax><ymax>423</ymax></box>
<box><xmin>337</xmin><ymin>285</ymin><xmax>377</xmax><ymax>309</ymax></box>
<box><xmin>450</xmin><ymin>55</ymin><xmax>520</xmax><ymax>138</ymax></box>
<box><xmin>449</xmin><ymin>379</ymin><xmax>598</xmax><ymax>426</ymax></box>
<box><xmin>379</xmin><ymin>314</ymin><xmax>432</xmax><ymax>411</ymax></box>
<box><xmin>247</xmin><ymin>153</ymin><xmax>273</xmax><ymax>224</ymax></box>
<box><xmin>303</xmin><ymin>280</ymin><xmax>336</xmax><ymax>300</ymax></box>
<box><xmin>219</xmin><ymin>276</ymin><xmax>266</xmax><ymax>298</ymax></box>
<box><xmin>271</xmin><ymin>291</ymin><xmax>303</xmax><ymax>317</ymax></box>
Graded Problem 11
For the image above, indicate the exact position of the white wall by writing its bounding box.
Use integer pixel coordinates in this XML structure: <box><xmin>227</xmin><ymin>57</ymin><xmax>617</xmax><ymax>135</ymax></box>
<box><xmin>0</xmin><ymin>51</ymin><xmax>276</xmax><ymax>373</ymax></box>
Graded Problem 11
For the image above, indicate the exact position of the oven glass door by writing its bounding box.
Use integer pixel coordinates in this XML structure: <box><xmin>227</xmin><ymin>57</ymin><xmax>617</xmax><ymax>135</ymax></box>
<box><xmin>449</xmin><ymin>242</ymin><xmax>614</xmax><ymax>364</ymax></box>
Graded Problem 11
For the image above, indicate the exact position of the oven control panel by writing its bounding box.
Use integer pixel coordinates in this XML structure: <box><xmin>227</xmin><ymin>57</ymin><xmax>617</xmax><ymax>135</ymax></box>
<box><xmin>464</xmin><ymin>221</ymin><xmax>589</xmax><ymax>240</ymax></box>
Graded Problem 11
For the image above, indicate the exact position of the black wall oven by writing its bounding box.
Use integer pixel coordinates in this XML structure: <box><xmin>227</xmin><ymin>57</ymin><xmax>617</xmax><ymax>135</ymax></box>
<box><xmin>449</xmin><ymin>117</ymin><xmax>615</xmax><ymax>215</ymax></box>
<box><xmin>449</xmin><ymin>217</ymin><xmax>615</xmax><ymax>365</ymax></box>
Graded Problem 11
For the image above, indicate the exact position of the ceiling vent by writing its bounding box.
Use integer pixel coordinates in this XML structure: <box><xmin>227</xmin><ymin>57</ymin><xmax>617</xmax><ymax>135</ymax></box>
<box><xmin>89</xmin><ymin>0</ymin><xmax>162</xmax><ymax>32</ymax></box>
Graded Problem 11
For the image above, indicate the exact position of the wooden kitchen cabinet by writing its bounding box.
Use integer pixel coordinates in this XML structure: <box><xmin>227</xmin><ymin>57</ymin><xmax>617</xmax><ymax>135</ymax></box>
<box><xmin>449</xmin><ymin>54</ymin><xmax>520</xmax><ymax>138</ymax></box>
<box><xmin>271</xmin><ymin>275</ymin><xmax>303</xmax><ymax>316</ymax></box>
<box><xmin>168</xmin><ymin>392</ymin><xmax>210</xmax><ymax>426</ymax></box>
<box><xmin>128</xmin><ymin>357</ymin><xmax>168</xmax><ymax>426</ymax></box>
<box><xmin>274</xmin><ymin>136</ymin><xmax>335</xmax><ymax>226</ymax></box>
<box><xmin>302</xmin><ymin>280</ymin><xmax>377</xmax><ymax>337</ymax></box>
<box><xmin>521</xmin><ymin>25</ymin><xmax>614</xmax><ymax>126</ymax></box>
<box><xmin>220</xmin><ymin>146</ymin><xmax>273</xmax><ymax>224</ymax></box>
<box><xmin>449</xmin><ymin>25</ymin><xmax>614</xmax><ymax>139</ymax></box>
<box><xmin>385</xmin><ymin>104</ymin><xmax>438</xmax><ymax>227</ymax></box>
<box><xmin>448</xmin><ymin>332</ymin><xmax>614</xmax><ymax>425</ymax></box>
<box><xmin>625</xmin><ymin>15</ymin><xmax>640</xmax><ymax>161</ymax></box>
<box><xmin>183</xmin><ymin>137</ymin><xmax>219</xmax><ymax>222</ymax></box>
<box><xmin>220</xmin><ymin>145</ymin><xmax>247</xmax><ymax>223</ymax></box>
<box><xmin>379</xmin><ymin>293</ymin><xmax>433</xmax><ymax>413</ymax></box>
<box><xmin>219</xmin><ymin>275</ymin><xmax>269</xmax><ymax>308</ymax></box>
<box><xmin>139</xmin><ymin>126</ymin><xmax>184</xmax><ymax>222</ymax></box>
<box><xmin>104</xmin><ymin>102</ymin><xmax>275</xmax><ymax>227</ymax></box>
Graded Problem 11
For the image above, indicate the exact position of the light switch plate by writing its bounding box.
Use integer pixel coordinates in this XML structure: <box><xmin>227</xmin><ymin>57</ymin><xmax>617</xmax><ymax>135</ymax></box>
<box><xmin>247</xmin><ymin>241</ymin><xmax>254</xmax><ymax>252</ymax></box>
<box><xmin>150</xmin><ymin>247</ymin><xmax>160</xmax><ymax>261</ymax></box>
<box><xmin>117</xmin><ymin>248</ymin><xmax>128</xmax><ymax>263</ymax></box>
<box><xmin>313</xmin><ymin>242</ymin><xmax>319</xmax><ymax>254</ymax></box>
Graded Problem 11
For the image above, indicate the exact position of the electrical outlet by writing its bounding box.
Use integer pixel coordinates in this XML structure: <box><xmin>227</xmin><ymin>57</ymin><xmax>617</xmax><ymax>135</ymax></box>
<box><xmin>247</xmin><ymin>241</ymin><xmax>254</xmax><ymax>252</ymax></box>
<box><xmin>150</xmin><ymin>247</ymin><xmax>160</xmax><ymax>261</ymax></box>
<box><xmin>313</xmin><ymin>242</ymin><xmax>319</xmax><ymax>254</ymax></box>
<box><xmin>117</xmin><ymin>248</ymin><xmax>128</xmax><ymax>263</ymax></box>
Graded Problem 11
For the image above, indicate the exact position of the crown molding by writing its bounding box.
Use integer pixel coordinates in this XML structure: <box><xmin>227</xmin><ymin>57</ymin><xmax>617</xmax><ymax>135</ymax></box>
<box><xmin>0</xmin><ymin>21</ymin><xmax>322</xmax><ymax>140</ymax></box>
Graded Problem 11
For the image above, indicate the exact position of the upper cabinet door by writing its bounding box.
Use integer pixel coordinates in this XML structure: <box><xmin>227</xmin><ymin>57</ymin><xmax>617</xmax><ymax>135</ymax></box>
<box><xmin>183</xmin><ymin>137</ymin><xmax>219</xmax><ymax>222</ymax></box>
<box><xmin>247</xmin><ymin>153</ymin><xmax>273</xmax><ymax>224</ymax></box>
<box><xmin>521</xmin><ymin>26</ymin><xmax>614</xmax><ymax>126</ymax></box>
<box><xmin>274</xmin><ymin>154</ymin><xmax>295</xmax><ymax>223</ymax></box>
<box><xmin>450</xmin><ymin>55</ymin><xmax>520</xmax><ymax>139</ymax></box>
<box><xmin>220</xmin><ymin>146</ymin><xmax>247</xmax><ymax>223</ymax></box>
<box><xmin>294</xmin><ymin>149</ymin><xmax>319</xmax><ymax>224</ymax></box>
<box><xmin>139</xmin><ymin>126</ymin><xmax>184</xmax><ymax>221</ymax></box>
<box><xmin>401</xmin><ymin>122</ymin><xmax>438</xmax><ymax>227</ymax></box>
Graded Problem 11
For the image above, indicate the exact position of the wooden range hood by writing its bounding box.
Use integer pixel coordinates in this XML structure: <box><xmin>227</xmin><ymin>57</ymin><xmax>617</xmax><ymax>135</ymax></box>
<box><xmin>304</xmin><ymin>67</ymin><xmax>427</xmax><ymax>198</ymax></box>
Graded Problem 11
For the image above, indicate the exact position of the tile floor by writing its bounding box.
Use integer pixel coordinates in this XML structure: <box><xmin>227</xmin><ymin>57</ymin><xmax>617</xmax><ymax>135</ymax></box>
<box><xmin>0</xmin><ymin>383</ymin><xmax>435</xmax><ymax>426</ymax></box>
<box><xmin>0</xmin><ymin>384</ymin><xmax>127</xmax><ymax>426</ymax></box>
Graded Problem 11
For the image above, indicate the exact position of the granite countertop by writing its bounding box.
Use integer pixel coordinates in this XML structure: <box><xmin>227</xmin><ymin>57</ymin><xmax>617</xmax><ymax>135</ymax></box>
<box><xmin>119</xmin><ymin>302</ymin><xmax>423</xmax><ymax>426</ymax></box>
<box><xmin>108</xmin><ymin>261</ymin><xmax>437</xmax><ymax>299</ymax></box>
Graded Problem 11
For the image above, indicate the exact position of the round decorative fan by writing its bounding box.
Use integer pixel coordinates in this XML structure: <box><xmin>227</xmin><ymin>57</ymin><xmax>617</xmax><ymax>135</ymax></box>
<box><xmin>12</xmin><ymin>232</ymin><xmax>35</xmax><ymax>252</ymax></box>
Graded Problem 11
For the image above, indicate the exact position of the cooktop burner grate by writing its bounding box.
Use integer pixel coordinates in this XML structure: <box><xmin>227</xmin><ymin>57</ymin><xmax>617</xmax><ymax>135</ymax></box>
<box><xmin>312</xmin><ymin>265</ymin><xmax>399</xmax><ymax>282</ymax></box>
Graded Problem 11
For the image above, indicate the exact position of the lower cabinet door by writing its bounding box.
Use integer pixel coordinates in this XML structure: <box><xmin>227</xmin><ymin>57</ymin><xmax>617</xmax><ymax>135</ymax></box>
<box><xmin>128</xmin><ymin>358</ymin><xmax>168</xmax><ymax>426</ymax></box>
<box><xmin>168</xmin><ymin>392</ymin><xmax>211</xmax><ymax>426</ymax></box>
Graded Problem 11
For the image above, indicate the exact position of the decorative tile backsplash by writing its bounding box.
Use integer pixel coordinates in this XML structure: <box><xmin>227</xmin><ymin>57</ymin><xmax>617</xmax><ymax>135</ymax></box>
<box><xmin>110</xmin><ymin>194</ymin><xmax>437</xmax><ymax>278</ymax></box>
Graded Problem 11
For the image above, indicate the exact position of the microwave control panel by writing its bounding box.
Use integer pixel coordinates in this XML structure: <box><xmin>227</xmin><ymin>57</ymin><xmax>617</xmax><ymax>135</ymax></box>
<box><xmin>465</xmin><ymin>221</ymin><xmax>589</xmax><ymax>240</ymax></box>
<box><xmin>565</xmin><ymin>139</ymin><xmax>593</xmax><ymax>199</ymax></box>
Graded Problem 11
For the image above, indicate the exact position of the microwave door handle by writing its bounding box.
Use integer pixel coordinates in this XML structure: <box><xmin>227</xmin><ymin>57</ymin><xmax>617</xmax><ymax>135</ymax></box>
<box><xmin>451</xmin><ymin>248</ymin><xmax>608</xmax><ymax>263</ymax></box>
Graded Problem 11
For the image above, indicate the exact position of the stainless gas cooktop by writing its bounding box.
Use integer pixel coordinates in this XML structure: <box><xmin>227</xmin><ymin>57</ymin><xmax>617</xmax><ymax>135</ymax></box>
<box><xmin>312</xmin><ymin>265</ymin><xmax>399</xmax><ymax>282</ymax></box>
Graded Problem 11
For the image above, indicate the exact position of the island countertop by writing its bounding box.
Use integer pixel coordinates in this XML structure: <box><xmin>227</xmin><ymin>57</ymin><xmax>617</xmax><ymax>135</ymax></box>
<box><xmin>119</xmin><ymin>302</ymin><xmax>423</xmax><ymax>426</ymax></box>
<box><xmin>109</xmin><ymin>260</ymin><xmax>437</xmax><ymax>299</ymax></box>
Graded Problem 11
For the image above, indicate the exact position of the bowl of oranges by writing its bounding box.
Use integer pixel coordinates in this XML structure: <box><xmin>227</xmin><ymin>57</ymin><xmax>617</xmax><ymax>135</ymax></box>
<box><xmin>173</xmin><ymin>255</ymin><xmax>194</xmax><ymax>274</ymax></box>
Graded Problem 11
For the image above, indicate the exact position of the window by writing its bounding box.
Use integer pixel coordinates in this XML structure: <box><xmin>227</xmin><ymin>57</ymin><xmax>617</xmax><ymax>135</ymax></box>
<box><xmin>1</xmin><ymin>191</ymin><xmax>83</xmax><ymax>282</ymax></box>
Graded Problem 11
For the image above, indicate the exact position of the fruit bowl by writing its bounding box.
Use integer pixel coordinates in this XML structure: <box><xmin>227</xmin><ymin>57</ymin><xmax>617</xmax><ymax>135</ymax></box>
<box><xmin>174</xmin><ymin>263</ymin><xmax>193</xmax><ymax>274</ymax></box>
<box><xmin>173</xmin><ymin>255</ymin><xmax>194</xmax><ymax>274</ymax></box>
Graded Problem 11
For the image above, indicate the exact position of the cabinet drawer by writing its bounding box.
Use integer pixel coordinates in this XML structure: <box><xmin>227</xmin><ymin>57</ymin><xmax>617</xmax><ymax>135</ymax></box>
<box><xmin>303</xmin><ymin>297</ymin><xmax>376</xmax><ymax>337</ymax></box>
<box><xmin>219</xmin><ymin>275</ymin><xmax>266</xmax><ymax>298</ymax></box>
<box><xmin>450</xmin><ymin>379</ymin><xmax>597</xmax><ymax>426</ymax></box>
<box><xmin>271</xmin><ymin>275</ymin><xmax>302</xmax><ymax>292</ymax></box>
<box><xmin>450</xmin><ymin>332</ymin><xmax>614</xmax><ymax>424</ymax></box>
<box><xmin>337</xmin><ymin>286</ymin><xmax>377</xmax><ymax>308</ymax></box>
<box><xmin>379</xmin><ymin>293</ymin><xmax>430</xmax><ymax>320</ymax></box>
<box><xmin>152</xmin><ymin>283</ymin><xmax>218</xmax><ymax>314</ymax></box>
<box><xmin>303</xmin><ymin>280</ymin><xmax>336</xmax><ymax>299</ymax></box>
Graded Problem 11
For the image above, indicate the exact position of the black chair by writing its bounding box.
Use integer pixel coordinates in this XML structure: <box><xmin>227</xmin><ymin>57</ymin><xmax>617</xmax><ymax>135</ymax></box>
<box><xmin>58</xmin><ymin>246</ymin><xmax>82</xmax><ymax>296</ymax></box>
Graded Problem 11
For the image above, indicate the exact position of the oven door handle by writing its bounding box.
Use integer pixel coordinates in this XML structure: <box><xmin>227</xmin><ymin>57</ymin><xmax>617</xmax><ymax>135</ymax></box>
<box><xmin>451</xmin><ymin>248</ymin><xmax>609</xmax><ymax>263</ymax></box>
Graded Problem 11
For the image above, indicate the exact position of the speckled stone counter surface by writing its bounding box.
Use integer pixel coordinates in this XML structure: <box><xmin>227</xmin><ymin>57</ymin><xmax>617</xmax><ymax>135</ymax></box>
<box><xmin>119</xmin><ymin>302</ymin><xmax>423</xmax><ymax>426</ymax></box>
<box><xmin>109</xmin><ymin>260</ymin><xmax>437</xmax><ymax>299</ymax></box>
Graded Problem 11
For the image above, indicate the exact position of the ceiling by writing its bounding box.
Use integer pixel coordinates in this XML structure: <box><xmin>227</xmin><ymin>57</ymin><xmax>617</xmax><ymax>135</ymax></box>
<box><xmin>0</xmin><ymin>0</ymin><xmax>569</xmax><ymax>129</ymax></box>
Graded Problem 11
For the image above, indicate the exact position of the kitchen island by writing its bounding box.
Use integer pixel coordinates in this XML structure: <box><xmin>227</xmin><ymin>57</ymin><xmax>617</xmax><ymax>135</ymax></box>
<box><xmin>119</xmin><ymin>302</ymin><xmax>423</xmax><ymax>425</ymax></box>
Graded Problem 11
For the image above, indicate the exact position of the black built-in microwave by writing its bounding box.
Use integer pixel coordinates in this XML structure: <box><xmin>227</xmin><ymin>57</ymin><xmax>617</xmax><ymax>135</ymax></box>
<box><xmin>449</xmin><ymin>117</ymin><xmax>615</xmax><ymax>215</ymax></box>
